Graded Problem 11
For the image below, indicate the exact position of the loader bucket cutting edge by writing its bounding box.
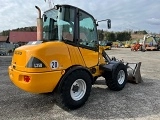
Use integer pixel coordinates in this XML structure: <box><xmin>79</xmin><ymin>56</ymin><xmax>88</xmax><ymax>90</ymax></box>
<box><xmin>126</xmin><ymin>62</ymin><xmax>142</xmax><ymax>84</ymax></box>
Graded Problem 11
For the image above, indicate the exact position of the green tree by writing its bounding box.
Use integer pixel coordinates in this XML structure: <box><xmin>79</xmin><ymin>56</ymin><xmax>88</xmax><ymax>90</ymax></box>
<box><xmin>116</xmin><ymin>32</ymin><xmax>124</xmax><ymax>41</ymax></box>
<box><xmin>105</xmin><ymin>32</ymin><xmax>116</xmax><ymax>41</ymax></box>
<box><xmin>116</xmin><ymin>31</ymin><xmax>131</xmax><ymax>41</ymax></box>
<box><xmin>98</xmin><ymin>29</ymin><xmax>104</xmax><ymax>41</ymax></box>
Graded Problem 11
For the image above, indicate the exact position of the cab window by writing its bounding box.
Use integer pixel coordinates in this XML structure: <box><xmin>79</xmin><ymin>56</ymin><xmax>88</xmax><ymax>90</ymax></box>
<box><xmin>79</xmin><ymin>11</ymin><xmax>98</xmax><ymax>48</ymax></box>
<box><xmin>61</xmin><ymin>7</ymin><xmax>75</xmax><ymax>42</ymax></box>
<box><xmin>43</xmin><ymin>6</ymin><xmax>75</xmax><ymax>42</ymax></box>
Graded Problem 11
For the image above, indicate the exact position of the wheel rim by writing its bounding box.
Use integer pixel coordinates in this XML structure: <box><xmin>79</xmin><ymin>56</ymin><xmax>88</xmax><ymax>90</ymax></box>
<box><xmin>117</xmin><ymin>70</ymin><xmax>125</xmax><ymax>85</ymax></box>
<box><xmin>70</xmin><ymin>79</ymin><xmax>86</xmax><ymax>101</ymax></box>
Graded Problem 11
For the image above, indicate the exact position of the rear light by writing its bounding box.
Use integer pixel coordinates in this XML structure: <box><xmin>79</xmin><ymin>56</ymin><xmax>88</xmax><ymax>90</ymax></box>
<box><xmin>24</xmin><ymin>75</ymin><xmax>30</xmax><ymax>82</ymax></box>
<box><xmin>26</xmin><ymin>57</ymin><xmax>46</xmax><ymax>68</ymax></box>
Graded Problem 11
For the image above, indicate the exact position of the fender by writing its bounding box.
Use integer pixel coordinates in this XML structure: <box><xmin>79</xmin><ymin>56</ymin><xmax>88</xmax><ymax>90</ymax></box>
<box><xmin>57</xmin><ymin>65</ymin><xmax>93</xmax><ymax>92</ymax></box>
<box><xmin>99</xmin><ymin>61</ymin><xmax>126</xmax><ymax>72</ymax></box>
<box><xmin>99</xmin><ymin>61</ymin><xmax>127</xmax><ymax>80</ymax></box>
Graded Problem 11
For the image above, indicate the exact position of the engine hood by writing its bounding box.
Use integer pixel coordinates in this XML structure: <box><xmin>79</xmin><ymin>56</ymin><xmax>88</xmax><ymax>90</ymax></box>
<box><xmin>11</xmin><ymin>41</ymin><xmax>71</xmax><ymax>72</ymax></box>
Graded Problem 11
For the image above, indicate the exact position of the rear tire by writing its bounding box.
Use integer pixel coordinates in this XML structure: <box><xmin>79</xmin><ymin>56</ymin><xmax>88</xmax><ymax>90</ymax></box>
<box><xmin>58</xmin><ymin>70</ymin><xmax>92</xmax><ymax>110</ymax></box>
<box><xmin>105</xmin><ymin>63</ymin><xmax>127</xmax><ymax>91</ymax></box>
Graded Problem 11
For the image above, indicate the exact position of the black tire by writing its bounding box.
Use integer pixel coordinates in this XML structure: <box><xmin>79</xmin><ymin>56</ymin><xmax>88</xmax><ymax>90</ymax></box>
<box><xmin>57</xmin><ymin>69</ymin><xmax>92</xmax><ymax>110</ymax></box>
<box><xmin>105</xmin><ymin>63</ymin><xmax>127</xmax><ymax>91</ymax></box>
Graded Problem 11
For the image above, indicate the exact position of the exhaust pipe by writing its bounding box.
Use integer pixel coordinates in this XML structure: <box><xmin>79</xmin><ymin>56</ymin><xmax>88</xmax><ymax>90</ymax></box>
<box><xmin>35</xmin><ymin>6</ymin><xmax>43</xmax><ymax>41</ymax></box>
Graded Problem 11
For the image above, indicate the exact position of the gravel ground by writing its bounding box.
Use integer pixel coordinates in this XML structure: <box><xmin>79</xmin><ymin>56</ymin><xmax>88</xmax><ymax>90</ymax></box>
<box><xmin>0</xmin><ymin>48</ymin><xmax>160</xmax><ymax>120</ymax></box>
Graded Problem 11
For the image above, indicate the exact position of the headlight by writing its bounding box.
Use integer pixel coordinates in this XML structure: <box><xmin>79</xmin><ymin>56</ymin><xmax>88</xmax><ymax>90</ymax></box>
<box><xmin>26</xmin><ymin>57</ymin><xmax>46</xmax><ymax>68</ymax></box>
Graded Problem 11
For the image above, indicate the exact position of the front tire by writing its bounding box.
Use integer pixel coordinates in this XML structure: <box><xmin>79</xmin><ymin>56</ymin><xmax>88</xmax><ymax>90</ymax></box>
<box><xmin>105</xmin><ymin>63</ymin><xmax>127</xmax><ymax>91</ymax></box>
<box><xmin>59</xmin><ymin>70</ymin><xmax>92</xmax><ymax>110</ymax></box>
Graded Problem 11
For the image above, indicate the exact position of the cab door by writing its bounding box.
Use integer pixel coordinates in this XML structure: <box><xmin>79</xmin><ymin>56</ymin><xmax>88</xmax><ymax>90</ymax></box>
<box><xmin>78</xmin><ymin>10</ymin><xmax>99</xmax><ymax>68</ymax></box>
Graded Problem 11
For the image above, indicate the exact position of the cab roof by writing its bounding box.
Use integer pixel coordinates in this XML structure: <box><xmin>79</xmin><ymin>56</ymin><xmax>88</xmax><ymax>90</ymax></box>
<box><xmin>44</xmin><ymin>4</ymin><xmax>96</xmax><ymax>20</ymax></box>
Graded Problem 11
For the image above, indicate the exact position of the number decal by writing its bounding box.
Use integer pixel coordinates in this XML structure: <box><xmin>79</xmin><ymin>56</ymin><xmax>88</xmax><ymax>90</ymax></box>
<box><xmin>50</xmin><ymin>60</ymin><xmax>59</xmax><ymax>69</ymax></box>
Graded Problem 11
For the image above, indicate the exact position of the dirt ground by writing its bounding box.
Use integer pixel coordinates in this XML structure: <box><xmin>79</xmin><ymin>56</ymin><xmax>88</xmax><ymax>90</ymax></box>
<box><xmin>0</xmin><ymin>48</ymin><xmax>160</xmax><ymax>120</ymax></box>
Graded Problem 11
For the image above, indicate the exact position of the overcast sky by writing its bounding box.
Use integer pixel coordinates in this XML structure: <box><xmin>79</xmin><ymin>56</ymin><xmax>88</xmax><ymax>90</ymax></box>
<box><xmin>0</xmin><ymin>0</ymin><xmax>160</xmax><ymax>33</ymax></box>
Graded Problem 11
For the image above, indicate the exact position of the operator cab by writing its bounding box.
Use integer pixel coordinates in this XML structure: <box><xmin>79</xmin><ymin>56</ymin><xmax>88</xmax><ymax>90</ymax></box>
<box><xmin>43</xmin><ymin>4</ymin><xmax>110</xmax><ymax>51</ymax></box>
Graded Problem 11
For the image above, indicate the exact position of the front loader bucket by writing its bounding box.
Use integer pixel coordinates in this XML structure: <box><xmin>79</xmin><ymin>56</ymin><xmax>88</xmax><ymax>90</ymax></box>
<box><xmin>101</xmin><ymin>49</ymin><xmax>142</xmax><ymax>84</ymax></box>
<box><xmin>126</xmin><ymin>62</ymin><xmax>142</xmax><ymax>84</ymax></box>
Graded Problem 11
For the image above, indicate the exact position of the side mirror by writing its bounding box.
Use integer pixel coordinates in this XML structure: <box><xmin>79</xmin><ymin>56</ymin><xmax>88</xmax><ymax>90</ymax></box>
<box><xmin>97</xmin><ymin>19</ymin><xmax>111</xmax><ymax>29</ymax></box>
<box><xmin>107</xmin><ymin>19</ymin><xmax>111</xmax><ymax>29</ymax></box>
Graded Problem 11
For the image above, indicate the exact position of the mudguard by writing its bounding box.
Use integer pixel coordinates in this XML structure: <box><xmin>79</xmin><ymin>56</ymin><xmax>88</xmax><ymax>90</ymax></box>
<box><xmin>99</xmin><ymin>61</ymin><xmax>124</xmax><ymax>72</ymax></box>
<box><xmin>57</xmin><ymin>65</ymin><xmax>93</xmax><ymax>92</ymax></box>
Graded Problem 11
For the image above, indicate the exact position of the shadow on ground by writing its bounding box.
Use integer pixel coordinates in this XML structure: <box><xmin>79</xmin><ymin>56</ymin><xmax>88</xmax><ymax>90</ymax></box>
<box><xmin>68</xmin><ymin>78</ymin><xmax>160</xmax><ymax>119</ymax></box>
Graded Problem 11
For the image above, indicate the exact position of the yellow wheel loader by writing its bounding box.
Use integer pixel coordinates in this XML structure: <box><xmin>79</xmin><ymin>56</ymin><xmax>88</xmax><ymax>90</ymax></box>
<box><xmin>124</xmin><ymin>41</ymin><xmax>131</xmax><ymax>48</ymax></box>
<box><xmin>8</xmin><ymin>4</ymin><xmax>142</xmax><ymax>110</ymax></box>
